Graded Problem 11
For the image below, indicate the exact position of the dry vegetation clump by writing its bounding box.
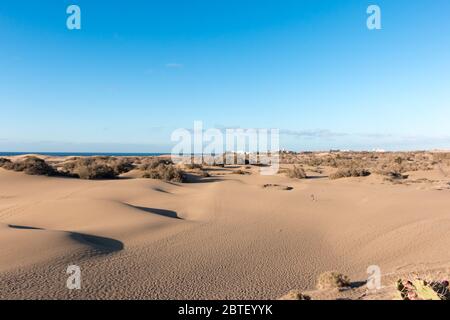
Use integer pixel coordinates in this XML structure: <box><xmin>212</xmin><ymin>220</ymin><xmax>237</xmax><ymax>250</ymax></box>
<box><xmin>183</xmin><ymin>163</ymin><xmax>203</xmax><ymax>170</ymax></box>
<box><xmin>139</xmin><ymin>158</ymin><xmax>173</xmax><ymax>171</ymax></box>
<box><xmin>286</xmin><ymin>165</ymin><xmax>307</xmax><ymax>179</ymax></box>
<box><xmin>201</xmin><ymin>155</ymin><xmax>226</xmax><ymax>167</ymax></box>
<box><xmin>0</xmin><ymin>158</ymin><xmax>12</xmax><ymax>167</ymax></box>
<box><xmin>330</xmin><ymin>167</ymin><xmax>371</xmax><ymax>180</ymax></box>
<box><xmin>61</xmin><ymin>158</ymin><xmax>117</xmax><ymax>180</ymax></box>
<box><xmin>232</xmin><ymin>169</ymin><xmax>249</xmax><ymax>175</ymax></box>
<box><xmin>133</xmin><ymin>157</ymin><xmax>186</xmax><ymax>182</ymax></box>
<box><xmin>282</xmin><ymin>151</ymin><xmax>438</xmax><ymax>177</ymax></box>
<box><xmin>1</xmin><ymin>157</ymin><xmax>57</xmax><ymax>176</ymax></box>
<box><xmin>142</xmin><ymin>163</ymin><xmax>186</xmax><ymax>182</ymax></box>
<box><xmin>384</xmin><ymin>171</ymin><xmax>409</xmax><ymax>180</ymax></box>
<box><xmin>316</xmin><ymin>271</ymin><xmax>351</xmax><ymax>290</ymax></box>
<box><xmin>60</xmin><ymin>156</ymin><xmax>136</xmax><ymax>179</ymax></box>
<box><xmin>278</xmin><ymin>290</ymin><xmax>311</xmax><ymax>300</ymax></box>
<box><xmin>177</xmin><ymin>160</ymin><xmax>212</xmax><ymax>177</ymax></box>
<box><xmin>432</xmin><ymin>152</ymin><xmax>450</xmax><ymax>169</ymax></box>
<box><xmin>211</xmin><ymin>162</ymin><xmax>225</xmax><ymax>167</ymax></box>
<box><xmin>310</xmin><ymin>167</ymin><xmax>323</xmax><ymax>174</ymax></box>
<box><xmin>111</xmin><ymin>157</ymin><xmax>136</xmax><ymax>175</ymax></box>
<box><xmin>375</xmin><ymin>153</ymin><xmax>434</xmax><ymax>174</ymax></box>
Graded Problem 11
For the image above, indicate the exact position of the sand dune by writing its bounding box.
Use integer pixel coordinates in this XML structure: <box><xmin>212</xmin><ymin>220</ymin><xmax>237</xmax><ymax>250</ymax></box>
<box><xmin>0</xmin><ymin>158</ymin><xmax>449</xmax><ymax>299</ymax></box>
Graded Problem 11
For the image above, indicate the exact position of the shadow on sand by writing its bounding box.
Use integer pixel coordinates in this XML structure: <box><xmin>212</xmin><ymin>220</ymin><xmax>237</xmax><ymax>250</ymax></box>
<box><xmin>8</xmin><ymin>224</ymin><xmax>124</xmax><ymax>253</ymax></box>
<box><xmin>126</xmin><ymin>204</ymin><xmax>182</xmax><ymax>220</ymax></box>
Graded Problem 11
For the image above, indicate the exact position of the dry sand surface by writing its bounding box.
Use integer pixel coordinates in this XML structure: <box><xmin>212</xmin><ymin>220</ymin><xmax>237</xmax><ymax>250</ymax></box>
<box><xmin>1</xmin><ymin>154</ymin><xmax>450</xmax><ymax>299</ymax></box>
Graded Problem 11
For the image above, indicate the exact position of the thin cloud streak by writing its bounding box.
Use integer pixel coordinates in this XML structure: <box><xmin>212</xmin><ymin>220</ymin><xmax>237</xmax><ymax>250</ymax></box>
<box><xmin>165</xmin><ymin>63</ymin><xmax>183</xmax><ymax>68</ymax></box>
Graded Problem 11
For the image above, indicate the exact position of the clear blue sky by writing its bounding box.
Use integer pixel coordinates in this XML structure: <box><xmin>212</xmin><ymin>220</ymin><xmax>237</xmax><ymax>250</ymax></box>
<box><xmin>1</xmin><ymin>0</ymin><xmax>449</xmax><ymax>152</ymax></box>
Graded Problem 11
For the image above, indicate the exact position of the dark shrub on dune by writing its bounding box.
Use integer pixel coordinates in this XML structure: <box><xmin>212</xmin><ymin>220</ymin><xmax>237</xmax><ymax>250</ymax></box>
<box><xmin>142</xmin><ymin>162</ymin><xmax>186</xmax><ymax>183</ymax></box>
<box><xmin>2</xmin><ymin>157</ymin><xmax>57</xmax><ymax>176</ymax></box>
<box><xmin>286</xmin><ymin>166</ymin><xmax>307</xmax><ymax>179</ymax></box>
<box><xmin>139</xmin><ymin>158</ymin><xmax>173</xmax><ymax>171</ymax></box>
<box><xmin>63</xmin><ymin>158</ymin><xmax>117</xmax><ymax>180</ymax></box>
<box><xmin>1</xmin><ymin>156</ymin><xmax>136</xmax><ymax>180</ymax></box>
<box><xmin>379</xmin><ymin>171</ymin><xmax>409</xmax><ymax>183</ymax></box>
<box><xmin>110</xmin><ymin>158</ymin><xmax>135</xmax><ymax>175</ymax></box>
<box><xmin>183</xmin><ymin>163</ymin><xmax>203</xmax><ymax>170</ymax></box>
<box><xmin>75</xmin><ymin>163</ymin><xmax>117</xmax><ymax>180</ymax></box>
<box><xmin>232</xmin><ymin>169</ymin><xmax>248</xmax><ymax>175</ymax></box>
<box><xmin>0</xmin><ymin>158</ymin><xmax>12</xmax><ymax>167</ymax></box>
<box><xmin>330</xmin><ymin>167</ymin><xmax>371</xmax><ymax>180</ymax></box>
<box><xmin>60</xmin><ymin>157</ymin><xmax>135</xmax><ymax>180</ymax></box>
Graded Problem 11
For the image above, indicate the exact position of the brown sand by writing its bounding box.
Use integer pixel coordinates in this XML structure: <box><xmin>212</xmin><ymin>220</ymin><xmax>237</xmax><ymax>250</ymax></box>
<box><xmin>1</xmin><ymin>159</ymin><xmax>450</xmax><ymax>299</ymax></box>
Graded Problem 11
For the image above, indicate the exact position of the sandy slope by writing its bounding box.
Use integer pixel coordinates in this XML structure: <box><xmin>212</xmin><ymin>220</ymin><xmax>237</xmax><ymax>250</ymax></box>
<box><xmin>0</xmin><ymin>163</ymin><xmax>449</xmax><ymax>299</ymax></box>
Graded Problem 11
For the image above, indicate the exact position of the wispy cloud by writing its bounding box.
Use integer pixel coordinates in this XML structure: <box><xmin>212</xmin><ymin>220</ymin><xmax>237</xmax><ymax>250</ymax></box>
<box><xmin>280</xmin><ymin>129</ymin><xmax>348</xmax><ymax>139</ymax></box>
<box><xmin>165</xmin><ymin>63</ymin><xmax>183</xmax><ymax>68</ymax></box>
<box><xmin>0</xmin><ymin>140</ymin><xmax>171</xmax><ymax>153</ymax></box>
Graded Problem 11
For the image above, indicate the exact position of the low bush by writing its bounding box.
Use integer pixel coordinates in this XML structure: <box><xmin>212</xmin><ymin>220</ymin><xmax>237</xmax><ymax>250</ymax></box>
<box><xmin>330</xmin><ymin>167</ymin><xmax>370</xmax><ymax>180</ymax></box>
<box><xmin>142</xmin><ymin>163</ymin><xmax>186</xmax><ymax>182</ymax></box>
<box><xmin>110</xmin><ymin>158</ymin><xmax>135</xmax><ymax>175</ymax></box>
<box><xmin>75</xmin><ymin>163</ymin><xmax>117</xmax><ymax>180</ymax></box>
<box><xmin>2</xmin><ymin>157</ymin><xmax>57</xmax><ymax>176</ymax></box>
<box><xmin>183</xmin><ymin>163</ymin><xmax>203</xmax><ymax>170</ymax></box>
<box><xmin>60</xmin><ymin>157</ymin><xmax>135</xmax><ymax>179</ymax></box>
<box><xmin>61</xmin><ymin>158</ymin><xmax>118</xmax><ymax>180</ymax></box>
<box><xmin>232</xmin><ymin>169</ymin><xmax>251</xmax><ymax>175</ymax></box>
<box><xmin>286</xmin><ymin>166</ymin><xmax>307</xmax><ymax>179</ymax></box>
<box><xmin>139</xmin><ymin>158</ymin><xmax>173</xmax><ymax>171</ymax></box>
<box><xmin>0</xmin><ymin>158</ymin><xmax>12</xmax><ymax>167</ymax></box>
